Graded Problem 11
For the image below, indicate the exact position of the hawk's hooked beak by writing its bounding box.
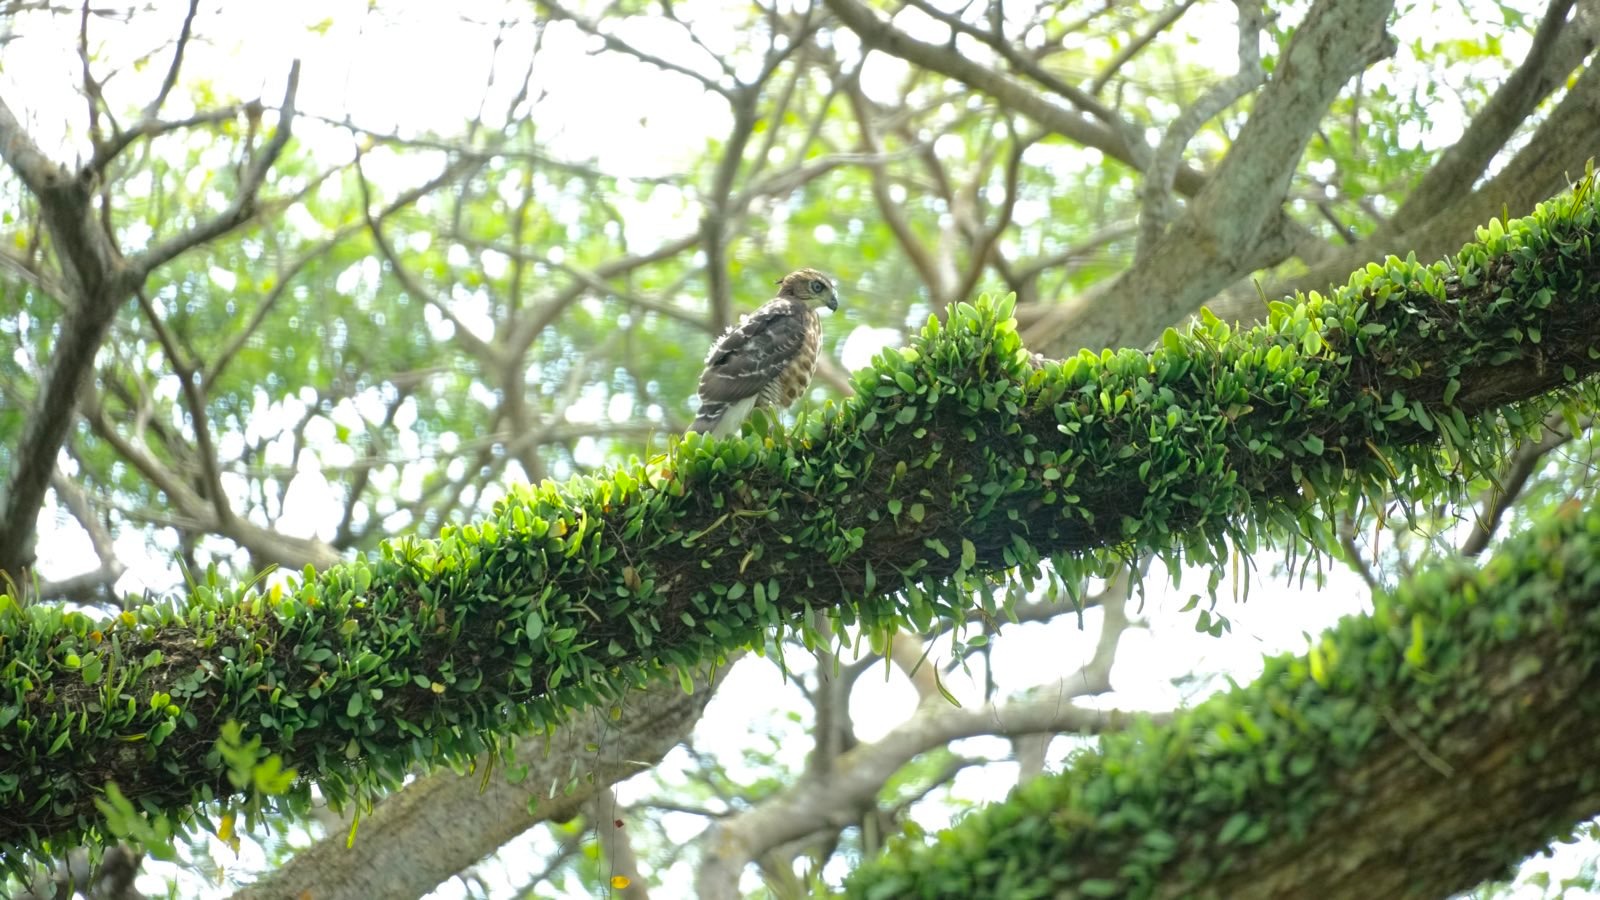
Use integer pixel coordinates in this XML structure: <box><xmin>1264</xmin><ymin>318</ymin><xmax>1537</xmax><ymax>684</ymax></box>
<box><xmin>825</xmin><ymin>289</ymin><xmax>839</xmax><ymax>312</ymax></box>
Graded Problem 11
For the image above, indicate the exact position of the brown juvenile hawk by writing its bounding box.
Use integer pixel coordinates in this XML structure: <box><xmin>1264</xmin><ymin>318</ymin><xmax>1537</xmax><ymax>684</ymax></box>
<box><xmin>689</xmin><ymin>268</ymin><xmax>839</xmax><ymax>438</ymax></box>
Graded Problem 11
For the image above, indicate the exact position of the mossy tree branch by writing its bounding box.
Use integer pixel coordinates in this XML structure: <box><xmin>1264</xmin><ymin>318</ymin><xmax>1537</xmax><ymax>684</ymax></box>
<box><xmin>846</xmin><ymin>498</ymin><xmax>1600</xmax><ymax>899</ymax></box>
<box><xmin>1</xmin><ymin>175</ymin><xmax>1598</xmax><ymax>868</ymax></box>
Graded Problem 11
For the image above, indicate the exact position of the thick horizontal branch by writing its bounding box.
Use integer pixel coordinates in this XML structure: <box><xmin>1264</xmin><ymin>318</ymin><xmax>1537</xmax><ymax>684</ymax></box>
<box><xmin>0</xmin><ymin>177</ymin><xmax>1597</xmax><ymax>861</ymax></box>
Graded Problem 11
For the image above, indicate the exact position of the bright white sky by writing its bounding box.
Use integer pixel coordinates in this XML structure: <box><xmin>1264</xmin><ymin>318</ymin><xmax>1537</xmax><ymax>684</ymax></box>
<box><xmin>0</xmin><ymin>0</ymin><xmax>1572</xmax><ymax>897</ymax></box>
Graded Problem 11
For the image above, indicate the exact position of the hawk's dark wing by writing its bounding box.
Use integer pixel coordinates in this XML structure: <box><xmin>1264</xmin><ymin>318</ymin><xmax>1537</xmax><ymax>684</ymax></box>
<box><xmin>698</xmin><ymin>299</ymin><xmax>810</xmax><ymax>403</ymax></box>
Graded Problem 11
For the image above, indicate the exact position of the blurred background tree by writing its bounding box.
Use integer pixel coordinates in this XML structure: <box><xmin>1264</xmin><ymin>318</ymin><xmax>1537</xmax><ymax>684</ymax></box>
<box><xmin>0</xmin><ymin>0</ymin><xmax>1596</xmax><ymax>896</ymax></box>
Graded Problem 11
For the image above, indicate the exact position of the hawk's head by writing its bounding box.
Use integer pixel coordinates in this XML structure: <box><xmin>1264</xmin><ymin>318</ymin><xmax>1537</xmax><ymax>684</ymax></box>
<box><xmin>776</xmin><ymin>268</ymin><xmax>840</xmax><ymax>311</ymax></box>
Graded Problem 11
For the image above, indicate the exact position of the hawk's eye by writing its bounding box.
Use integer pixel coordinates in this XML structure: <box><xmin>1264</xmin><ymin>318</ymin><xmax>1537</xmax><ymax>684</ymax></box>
<box><xmin>809</xmin><ymin>279</ymin><xmax>826</xmax><ymax>294</ymax></box>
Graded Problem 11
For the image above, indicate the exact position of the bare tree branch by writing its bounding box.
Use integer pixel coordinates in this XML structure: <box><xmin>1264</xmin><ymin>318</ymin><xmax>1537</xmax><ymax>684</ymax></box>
<box><xmin>50</xmin><ymin>468</ymin><xmax>115</xmax><ymax>565</ymax></box>
<box><xmin>209</xmin><ymin>158</ymin><xmax>471</xmax><ymax>390</ymax></box>
<box><xmin>0</xmin><ymin>243</ymin><xmax>69</xmax><ymax>303</ymax></box>
<box><xmin>0</xmin><ymin>106</ymin><xmax>67</xmax><ymax>195</ymax></box>
<box><xmin>230</xmin><ymin>667</ymin><xmax>723</xmax><ymax>900</ymax></box>
<box><xmin>134</xmin><ymin>287</ymin><xmax>232</xmax><ymax>526</ymax></box>
<box><xmin>695</xmin><ymin>572</ymin><xmax>1139</xmax><ymax>899</ymax></box>
<box><xmin>949</xmin><ymin>126</ymin><xmax>1031</xmax><ymax>307</ymax></box>
<box><xmin>1029</xmin><ymin>0</ymin><xmax>1395</xmax><ymax>354</ymax></box>
<box><xmin>88</xmin><ymin>103</ymin><xmax>255</xmax><ymax>177</ymax></box>
<box><xmin>846</xmin><ymin>79</ymin><xmax>945</xmax><ymax>300</ymax></box>
<box><xmin>1337</xmin><ymin>514</ymin><xmax>1382</xmax><ymax>593</ymax></box>
<box><xmin>699</xmin><ymin>8</ymin><xmax>819</xmax><ymax>332</ymax></box>
<box><xmin>1091</xmin><ymin>0</ymin><xmax>1200</xmax><ymax>96</ymax></box>
<box><xmin>0</xmin><ymin>95</ymin><xmax>135</xmax><ymax>587</ymax></box>
<box><xmin>331</xmin><ymin>387</ymin><xmax>408</xmax><ymax>551</ymax></box>
<box><xmin>129</xmin><ymin>60</ymin><xmax>301</xmax><ymax>279</ymax></box>
<box><xmin>1137</xmin><ymin>0</ymin><xmax>1266</xmax><ymax>259</ymax></box>
<box><xmin>35</xmin><ymin>469</ymin><xmax>125</xmax><ymax>607</ymax></box>
<box><xmin>297</xmin><ymin>110</ymin><xmax>684</xmax><ymax>185</ymax></box>
<box><xmin>694</xmin><ymin>693</ymin><xmax>1160</xmax><ymax>899</ymax></box>
<box><xmin>590</xmin><ymin>789</ymin><xmax>650</xmax><ymax>899</ymax></box>
<box><xmin>75</xmin><ymin>0</ymin><xmax>108</xmax><ymax>147</ymax></box>
<box><xmin>141</xmin><ymin>0</ymin><xmax>199</xmax><ymax>121</ymax></box>
<box><xmin>508</xmin><ymin>826</ymin><xmax>586</xmax><ymax>896</ymax></box>
<box><xmin>34</xmin><ymin>566</ymin><xmax>124</xmax><ymax>608</ymax></box>
<box><xmin>826</xmin><ymin>0</ymin><xmax>1212</xmax><ymax>192</ymax></box>
<box><xmin>537</xmin><ymin>0</ymin><xmax>733</xmax><ymax>99</ymax></box>
<box><xmin>356</xmin><ymin>150</ymin><xmax>504</xmax><ymax>367</ymax></box>
<box><xmin>83</xmin><ymin>393</ymin><xmax>340</xmax><ymax>570</ymax></box>
<box><xmin>1386</xmin><ymin>0</ymin><xmax>1589</xmax><ymax>235</ymax></box>
<box><xmin>1460</xmin><ymin>414</ymin><xmax>1583</xmax><ymax>558</ymax></box>
<box><xmin>503</xmin><ymin>233</ymin><xmax>704</xmax><ymax>359</ymax></box>
<box><xmin>899</xmin><ymin>0</ymin><xmax>1133</xmax><ymax>140</ymax></box>
<box><xmin>1207</xmin><ymin>52</ymin><xmax>1600</xmax><ymax>329</ymax></box>
<box><xmin>659</xmin><ymin>0</ymin><xmax>738</xmax><ymax>81</ymax></box>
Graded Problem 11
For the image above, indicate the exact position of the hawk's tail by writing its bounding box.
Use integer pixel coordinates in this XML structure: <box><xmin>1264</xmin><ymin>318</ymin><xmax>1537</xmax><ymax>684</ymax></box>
<box><xmin>688</xmin><ymin>396</ymin><xmax>756</xmax><ymax>438</ymax></box>
<box><xmin>687</xmin><ymin>409</ymin><xmax>720</xmax><ymax>434</ymax></box>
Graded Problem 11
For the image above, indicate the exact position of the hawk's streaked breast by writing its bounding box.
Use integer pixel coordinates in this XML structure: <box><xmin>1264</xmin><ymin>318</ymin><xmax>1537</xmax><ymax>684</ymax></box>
<box><xmin>765</xmin><ymin>306</ymin><xmax>821</xmax><ymax>409</ymax></box>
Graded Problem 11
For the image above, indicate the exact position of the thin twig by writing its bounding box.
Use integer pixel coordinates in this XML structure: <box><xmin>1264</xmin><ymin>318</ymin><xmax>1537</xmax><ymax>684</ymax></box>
<box><xmin>951</xmin><ymin>125</ymin><xmax>1034</xmax><ymax>305</ymax></box>
<box><xmin>355</xmin><ymin>148</ymin><xmax>503</xmax><ymax>366</ymax></box>
<box><xmin>133</xmin><ymin>287</ymin><xmax>232</xmax><ymax>527</ymax></box>
<box><xmin>1091</xmin><ymin>0</ymin><xmax>1199</xmax><ymax>96</ymax></box>
<box><xmin>90</xmin><ymin>104</ymin><xmax>253</xmax><ymax>176</ymax></box>
<box><xmin>142</xmin><ymin>0</ymin><xmax>200</xmax><ymax>120</ymax></box>
<box><xmin>539</xmin><ymin>0</ymin><xmax>733</xmax><ymax>99</ymax></box>
<box><xmin>1461</xmin><ymin>414</ymin><xmax>1581</xmax><ymax>557</ymax></box>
